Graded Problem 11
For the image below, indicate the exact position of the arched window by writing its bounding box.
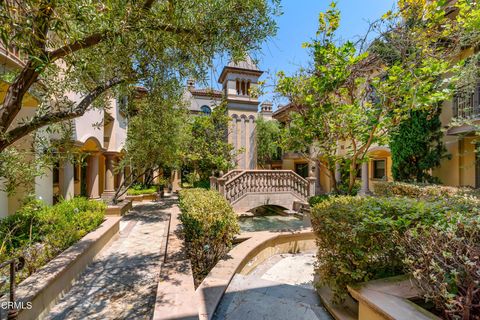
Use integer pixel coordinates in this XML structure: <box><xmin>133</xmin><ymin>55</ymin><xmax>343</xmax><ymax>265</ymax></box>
<box><xmin>236</xmin><ymin>79</ymin><xmax>240</xmax><ymax>95</ymax></box>
<box><xmin>200</xmin><ymin>105</ymin><xmax>211</xmax><ymax>115</ymax></box>
<box><xmin>246</xmin><ymin>81</ymin><xmax>251</xmax><ymax>96</ymax></box>
<box><xmin>241</xmin><ymin>80</ymin><xmax>246</xmax><ymax>95</ymax></box>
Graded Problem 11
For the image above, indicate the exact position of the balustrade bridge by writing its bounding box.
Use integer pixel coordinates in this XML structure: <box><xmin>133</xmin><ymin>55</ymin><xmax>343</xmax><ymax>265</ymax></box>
<box><xmin>210</xmin><ymin>170</ymin><xmax>315</xmax><ymax>213</ymax></box>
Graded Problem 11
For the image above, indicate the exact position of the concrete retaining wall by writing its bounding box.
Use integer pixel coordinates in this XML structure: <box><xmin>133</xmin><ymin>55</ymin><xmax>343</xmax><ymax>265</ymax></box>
<box><xmin>0</xmin><ymin>217</ymin><xmax>120</xmax><ymax>320</ymax></box>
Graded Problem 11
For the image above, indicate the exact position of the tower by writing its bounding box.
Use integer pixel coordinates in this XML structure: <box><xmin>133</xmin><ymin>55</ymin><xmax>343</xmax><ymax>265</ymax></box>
<box><xmin>218</xmin><ymin>56</ymin><xmax>263</xmax><ymax>170</ymax></box>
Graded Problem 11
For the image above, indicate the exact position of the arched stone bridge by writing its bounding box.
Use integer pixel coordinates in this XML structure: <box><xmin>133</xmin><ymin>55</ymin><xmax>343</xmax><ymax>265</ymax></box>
<box><xmin>210</xmin><ymin>170</ymin><xmax>315</xmax><ymax>213</ymax></box>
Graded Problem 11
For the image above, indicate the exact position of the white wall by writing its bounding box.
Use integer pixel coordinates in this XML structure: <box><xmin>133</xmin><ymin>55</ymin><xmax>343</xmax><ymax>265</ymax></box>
<box><xmin>0</xmin><ymin>179</ymin><xmax>8</xmax><ymax>219</ymax></box>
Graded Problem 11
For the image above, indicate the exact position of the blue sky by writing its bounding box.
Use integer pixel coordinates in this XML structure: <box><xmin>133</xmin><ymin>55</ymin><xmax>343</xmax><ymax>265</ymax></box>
<box><xmin>211</xmin><ymin>0</ymin><xmax>397</xmax><ymax>109</ymax></box>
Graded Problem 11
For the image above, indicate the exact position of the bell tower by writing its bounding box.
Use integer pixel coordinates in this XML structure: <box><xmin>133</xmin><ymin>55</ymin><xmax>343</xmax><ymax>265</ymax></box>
<box><xmin>218</xmin><ymin>56</ymin><xmax>263</xmax><ymax>170</ymax></box>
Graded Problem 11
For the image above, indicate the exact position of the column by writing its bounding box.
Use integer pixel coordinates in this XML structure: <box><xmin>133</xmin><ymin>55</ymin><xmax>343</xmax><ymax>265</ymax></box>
<box><xmin>0</xmin><ymin>179</ymin><xmax>8</xmax><ymax>218</ymax></box>
<box><xmin>60</xmin><ymin>160</ymin><xmax>75</xmax><ymax>200</ymax></box>
<box><xmin>103</xmin><ymin>153</ymin><xmax>115</xmax><ymax>196</ymax></box>
<box><xmin>171</xmin><ymin>170</ymin><xmax>181</xmax><ymax>192</ymax></box>
<box><xmin>359</xmin><ymin>161</ymin><xmax>370</xmax><ymax>196</ymax></box>
<box><xmin>249</xmin><ymin>116</ymin><xmax>256</xmax><ymax>169</ymax></box>
<box><xmin>241</xmin><ymin>116</ymin><xmax>246</xmax><ymax>169</ymax></box>
<box><xmin>88</xmin><ymin>153</ymin><xmax>100</xmax><ymax>199</ymax></box>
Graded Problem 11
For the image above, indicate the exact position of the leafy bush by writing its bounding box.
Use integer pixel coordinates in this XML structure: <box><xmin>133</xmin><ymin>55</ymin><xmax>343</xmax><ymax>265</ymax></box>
<box><xmin>0</xmin><ymin>197</ymin><xmax>105</xmax><ymax>288</ymax></box>
<box><xmin>193</xmin><ymin>180</ymin><xmax>210</xmax><ymax>189</ymax></box>
<box><xmin>373</xmin><ymin>181</ymin><xmax>478</xmax><ymax>200</ymax></box>
<box><xmin>310</xmin><ymin>196</ymin><xmax>476</xmax><ymax>302</ymax></box>
<box><xmin>308</xmin><ymin>194</ymin><xmax>331</xmax><ymax>207</ymax></box>
<box><xmin>403</xmin><ymin>213</ymin><xmax>480</xmax><ymax>319</ymax></box>
<box><xmin>179</xmin><ymin>188</ymin><xmax>239</xmax><ymax>286</ymax></box>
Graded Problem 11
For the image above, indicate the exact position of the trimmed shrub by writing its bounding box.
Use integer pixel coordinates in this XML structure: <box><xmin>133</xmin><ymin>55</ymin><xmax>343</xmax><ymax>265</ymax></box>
<box><xmin>0</xmin><ymin>197</ymin><xmax>105</xmax><ymax>289</ymax></box>
<box><xmin>310</xmin><ymin>196</ymin><xmax>476</xmax><ymax>302</ymax></box>
<box><xmin>127</xmin><ymin>184</ymin><xmax>158</xmax><ymax>195</ymax></box>
<box><xmin>179</xmin><ymin>188</ymin><xmax>239</xmax><ymax>286</ymax></box>
<box><xmin>403</xmin><ymin>214</ymin><xmax>480</xmax><ymax>319</ymax></box>
<box><xmin>373</xmin><ymin>181</ymin><xmax>478</xmax><ymax>200</ymax></box>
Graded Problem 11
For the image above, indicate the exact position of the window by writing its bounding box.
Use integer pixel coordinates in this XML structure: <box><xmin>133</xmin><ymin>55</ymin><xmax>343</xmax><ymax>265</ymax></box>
<box><xmin>241</xmin><ymin>81</ymin><xmax>246</xmax><ymax>95</ymax></box>
<box><xmin>247</xmin><ymin>81</ymin><xmax>251</xmax><ymax>96</ymax></box>
<box><xmin>453</xmin><ymin>82</ymin><xmax>480</xmax><ymax>118</ymax></box>
<box><xmin>372</xmin><ymin>159</ymin><xmax>386</xmax><ymax>180</ymax></box>
<box><xmin>236</xmin><ymin>79</ymin><xmax>240</xmax><ymax>95</ymax></box>
<box><xmin>200</xmin><ymin>105</ymin><xmax>211</xmax><ymax>115</ymax></box>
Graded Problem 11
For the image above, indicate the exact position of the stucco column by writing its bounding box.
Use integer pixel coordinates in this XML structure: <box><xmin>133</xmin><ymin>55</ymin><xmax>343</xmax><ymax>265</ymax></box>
<box><xmin>249</xmin><ymin>116</ymin><xmax>256</xmax><ymax>169</ymax></box>
<box><xmin>61</xmin><ymin>160</ymin><xmax>75</xmax><ymax>200</ymax></box>
<box><xmin>0</xmin><ymin>179</ymin><xmax>8</xmax><ymax>218</ymax></box>
<box><xmin>241</xmin><ymin>116</ymin><xmax>246</xmax><ymax>169</ymax></box>
<box><xmin>171</xmin><ymin>170</ymin><xmax>181</xmax><ymax>192</ymax></box>
<box><xmin>103</xmin><ymin>153</ymin><xmax>115</xmax><ymax>195</ymax></box>
<box><xmin>307</xmin><ymin>177</ymin><xmax>317</xmax><ymax>197</ymax></box>
<box><xmin>359</xmin><ymin>161</ymin><xmax>370</xmax><ymax>196</ymax></box>
<box><xmin>88</xmin><ymin>152</ymin><xmax>100</xmax><ymax>199</ymax></box>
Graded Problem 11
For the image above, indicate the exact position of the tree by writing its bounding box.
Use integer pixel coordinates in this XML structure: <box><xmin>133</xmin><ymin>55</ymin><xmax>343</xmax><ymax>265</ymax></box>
<box><xmin>0</xmin><ymin>0</ymin><xmax>280</xmax><ymax>153</ymax></box>
<box><xmin>390</xmin><ymin>108</ymin><xmax>448</xmax><ymax>183</ymax></box>
<box><xmin>112</xmin><ymin>85</ymin><xmax>187</xmax><ymax>203</ymax></box>
<box><xmin>276</xmin><ymin>1</ymin><xmax>459</xmax><ymax>194</ymax></box>
<box><xmin>183</xmin><ymin>103</ymin><xmax>239</xmax><ymax>181</ymax></box>
<box><xmin>256</xmin><ymin>116</ymin><xmax>281</xmax><ymax>168</ymax></box>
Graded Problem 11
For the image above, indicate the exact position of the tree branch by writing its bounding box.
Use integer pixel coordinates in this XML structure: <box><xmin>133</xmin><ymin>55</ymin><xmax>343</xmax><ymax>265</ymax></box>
<box><xmin>0</xmin><ymin>77</ymin><xmax>124</xmax><ymax>152</ymax></box>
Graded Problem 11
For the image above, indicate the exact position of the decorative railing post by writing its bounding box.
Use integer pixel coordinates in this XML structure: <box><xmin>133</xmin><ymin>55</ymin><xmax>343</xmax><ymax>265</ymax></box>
<box><xmin>307</xmin><ymin>177</ymin><xmax>316</xmax><ymax>197</ymax></box>
<box><xmin>209</xmin><ymin>176</ymin><xmax>217</xmax><ymax>191</ymax></box>
<box><xmin>217</xmin><ymin>178</ymin><xmax>226</xmax><ymax>197</ymax></box>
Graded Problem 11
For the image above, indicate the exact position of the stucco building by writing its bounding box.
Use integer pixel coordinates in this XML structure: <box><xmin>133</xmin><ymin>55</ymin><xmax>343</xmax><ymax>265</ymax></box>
<box><xmin>0</xmin><ymin>43</ymin><xmax>128</xmax><ymax>217</ymax></box>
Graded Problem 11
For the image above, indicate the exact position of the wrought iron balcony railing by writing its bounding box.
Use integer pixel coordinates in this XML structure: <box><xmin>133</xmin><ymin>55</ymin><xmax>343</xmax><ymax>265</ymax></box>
<box><xmin>453</xmin><ymin>82</ymin><xmax>480</xmax><ymax>119</ymax></box>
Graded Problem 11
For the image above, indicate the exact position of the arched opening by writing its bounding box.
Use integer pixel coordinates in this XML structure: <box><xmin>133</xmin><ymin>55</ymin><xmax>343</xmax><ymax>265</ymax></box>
<box><xmin>246</xmin><ymin>81</ymin><xmax>251</xmax><ymax>96</ymax></box>
<box><xmin>241</xmin><ymin>80</ymin><xmax>246</xmax><ymax>95</ymax></box>
<box><xmin>238</xmin><ymin>205</ymin><xmax>305</xmax><ymax>233</ymax></box>
<box><xmin>236</xmin><ymin>79</ymin><xmax>240</xmax><ymax>95</ymax></box>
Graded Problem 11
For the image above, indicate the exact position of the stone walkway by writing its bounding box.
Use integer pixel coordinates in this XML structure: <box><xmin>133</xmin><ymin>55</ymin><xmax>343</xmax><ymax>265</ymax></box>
<box><xmin>45</xmin><ymin>199</ymin><xmax>172</xmax><ymax>320</ymax></box>
<box><xmin>213</xmin><ymin>252</ymin><xmax>332</xmax><ymax>320</ymax></box>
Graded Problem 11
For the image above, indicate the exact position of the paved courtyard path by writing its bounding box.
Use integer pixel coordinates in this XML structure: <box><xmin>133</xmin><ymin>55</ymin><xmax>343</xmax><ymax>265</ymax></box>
<box><xmin>45</xmin><ymin>199</ymin><xmax>172</xmax><ymax>320</ymax></box>
<box><xmin>213</xmin><ymin>251</ymin><xmax>332</xmax><ymax>320</ymax></box>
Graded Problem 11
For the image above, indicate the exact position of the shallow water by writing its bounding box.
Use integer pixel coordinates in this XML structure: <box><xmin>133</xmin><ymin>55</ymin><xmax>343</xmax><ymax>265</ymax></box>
<box><xmin>238</xmin><ymin>214</ymin><xmax>305</xmax><ymax>232</ymax></box>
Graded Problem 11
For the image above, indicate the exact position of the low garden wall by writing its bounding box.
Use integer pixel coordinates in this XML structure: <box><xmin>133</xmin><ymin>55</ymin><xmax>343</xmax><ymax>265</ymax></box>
<box><xmin>106</xmin><ymin>199</ymin><xmax>132</xmax><ymax>216</ymax></box>
<box><xmin>196</xmin><ymin>230</ymin><xmax>316</xmax><ymax>320</ymax></box>
<box><xmin>0</xmin><ymin>216</ymin><xmax>120</xmax><ymax>320</ymax></box>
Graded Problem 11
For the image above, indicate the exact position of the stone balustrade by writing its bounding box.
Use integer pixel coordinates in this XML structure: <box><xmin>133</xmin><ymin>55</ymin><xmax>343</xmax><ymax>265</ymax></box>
<box><xmin>211</xmin><ymin>170</ymin><xmax>314</xmax><ymax>208</ymax></box>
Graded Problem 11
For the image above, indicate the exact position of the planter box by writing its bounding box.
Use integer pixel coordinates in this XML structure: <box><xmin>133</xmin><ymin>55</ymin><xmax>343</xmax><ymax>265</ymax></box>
<box><xmin>347</xmin><ymin>275</ymin><xmax>441</xmax><ymax>320</ymax></box>
<box><xmin>106</xmin><ymin>200</ymin><xmax>132</xmax><ymax>216</ymax></box>
<box><xmin>0</xmin><ymin>217</ymin><xmax>121</xmax><ymax>320</ymax></box>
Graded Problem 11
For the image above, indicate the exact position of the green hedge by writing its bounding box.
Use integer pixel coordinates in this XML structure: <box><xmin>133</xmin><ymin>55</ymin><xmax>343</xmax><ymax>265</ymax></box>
<box><xmin>127</xmin><ymin>184</ymin><xmax>158</xmax><ymax>195</ymax></box>
<box><xmin>403</xmin><ymin>212</ymin><xmax>480</xmax><ymax>319</ymax></box>
<box><xmin>0</xmin><ymin>197</ymin><xmax>105</xmax><ymax>287</ymax></box>
<box><xmin>179</xmin><ymin>188</ymin><xmax>239</xmax><ymax>286</ymax></box>
<box><xmin>373</xmin><ymin>181</ymin><xmax>479</xmax><ymax>200</ymax></box>
<box><xmin>310</xmin><ymin>195</ymin><xmax>477</xmax><ymax>303</ymax></box>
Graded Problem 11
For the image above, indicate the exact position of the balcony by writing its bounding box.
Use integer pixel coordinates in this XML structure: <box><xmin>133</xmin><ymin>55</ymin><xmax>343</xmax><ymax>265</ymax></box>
<box><xmin>0</xmin><ymin>43</ymin><xmax>26</xmax><ymax>69</ymax></box>
<box><xmin>453</xmin><ymin>83</ymin><xmax>480</xmax><ymax>119</ymax></box>
<box><xmin>448</xmin><ymin>82</ymin><xmax>480</xmax><ymax>135</ymax></box>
